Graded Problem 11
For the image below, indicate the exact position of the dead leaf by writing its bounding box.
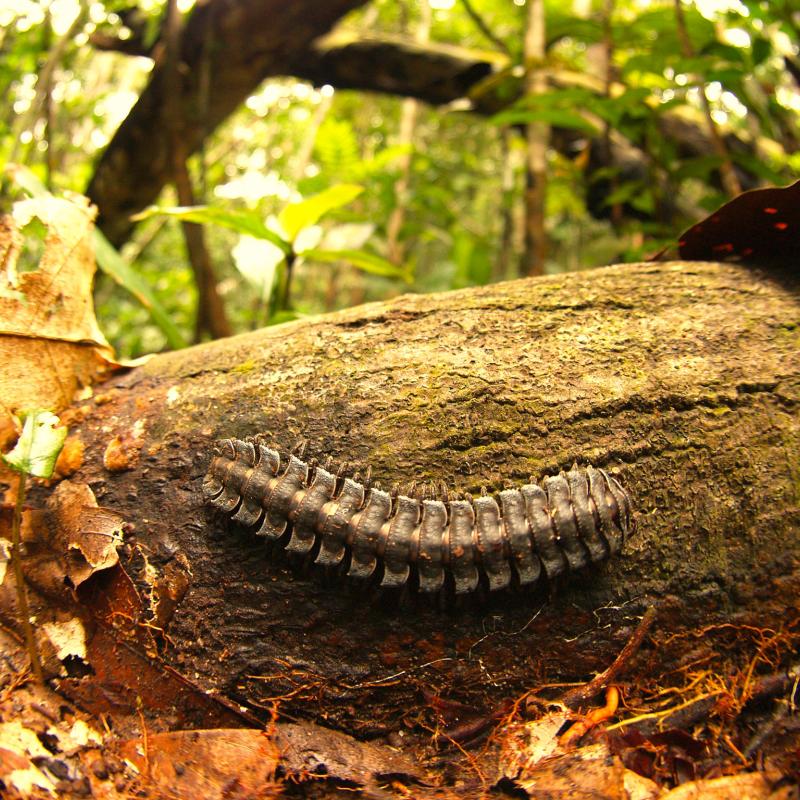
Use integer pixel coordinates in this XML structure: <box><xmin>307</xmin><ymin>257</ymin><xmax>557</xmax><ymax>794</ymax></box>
<box><xmin>47</xmin><ymin>481</ymin><xmax>124</xmax><ymax>589</ymax></box>
<box><xmin>0</xmin><ymin>195</ymin><xmax>117</xmax><ymax>432</ymax></box>
<box><xmin>118</xmin><ymin>729</ymin><xmax>281</xmax><ymax>800</ymax></box>
<box><xmin>498</xmin><ymin>711</ymin><xmax>571</xmax><ymax>781</ymax></box>
<box><xmin>277</xmin><ymin>721</ymin><xmax>426</xmax><ymax>789</ymax></box>
<box><xmin>497</xmin><ymin>713</ymin><xmax>661</xmax><ymax>799</ymax></box>
<box><xmin>659</xmin><ymin>771</ymin><xmax>781</xmax><ymax>800</ymax></box>
<box><xmin>62</xmin><ymin>564</ymin><xmax>260</xmax><ymax>729</ymax></box>
<box><xmin>14</xmin><ymin>481</ymin><xmax>124</xmax><ymax>600</ymax></box>
<box><xmin>0</xmin><ymin>721</ymin><xmax>59</xmax><ymax>796</ymax></box>
<box><xmin>500</xmin><ymin>741</ymin><xmax>659</xmax><ymax>800</ymax></box>
<box><xmin>0</xmin><ymin>668</ymin><xmax>109</xmax><ymax>799</ymax></box>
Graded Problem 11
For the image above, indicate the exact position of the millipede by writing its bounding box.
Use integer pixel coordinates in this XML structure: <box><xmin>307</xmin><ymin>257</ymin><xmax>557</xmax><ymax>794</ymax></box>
<box><xmin>201</xmin><ymin>436</ymin><xmax>634</xmax><ymax>596</ymax></box>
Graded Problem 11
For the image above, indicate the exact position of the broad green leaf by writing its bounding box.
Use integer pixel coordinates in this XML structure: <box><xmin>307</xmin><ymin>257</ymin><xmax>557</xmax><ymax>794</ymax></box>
<box><xmin>278</xmin><ymin>185</ymin><xmax>364</xmax><ymax>243</ymax></box>
<box><xmin>93</xmin><ymin>231</ymin><xmax>188</xmax><ymax>350</ymax></box>
<box><xmin>730</xmin><ymin>152</ymin><xmax>786</xmax><ymax>184</ymax></box>
<box><xmin>548</xmin><ymin>12</ymin><xmax>603</xmax><ymax>45</ymax></box>
<box><xmin>314</xmin><ymin>118</ymin><xmax>360</xmax><ymax>178</ymax></box>
<box><xmin>302</xmin><ymin>248</ymin><xmax>413</xmax><ymax>282</ymax></box>
<box><xmin>491</xmin><ymin>107</ymin><xmax>599</xmax><ymax>134</ymax></box>
<box><xmin>603</xmin><ymin>181</ymin><xmax>643</xmax><ymax>206</ymax></box>
<box><xmin>3</xmin><ymin>411</ymin><xmax>67</xmax><ymax>479</ymax></box>
<box><xmin>672</xmin><ymin>155</ymin><xmax>724</xmax><ymax>182</ymax></box>
<box><xmin>133</xmin><ymin>205</ymin><xmax>291</xmax><ymax>254</ymax></box>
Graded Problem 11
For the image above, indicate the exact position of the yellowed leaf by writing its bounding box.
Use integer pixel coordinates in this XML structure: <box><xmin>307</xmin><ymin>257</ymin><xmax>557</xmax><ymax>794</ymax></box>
<box><xmin>0</xmin><ymin>194</ymin><xmax>117</xmax><ymax>432</ymax></box>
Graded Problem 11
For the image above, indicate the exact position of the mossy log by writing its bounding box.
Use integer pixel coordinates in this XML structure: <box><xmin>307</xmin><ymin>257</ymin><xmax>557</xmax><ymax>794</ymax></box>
<box><xmin>62</xmin><ymin>260</ymin><xmax>800</xmax><ymax>738</ymax></box>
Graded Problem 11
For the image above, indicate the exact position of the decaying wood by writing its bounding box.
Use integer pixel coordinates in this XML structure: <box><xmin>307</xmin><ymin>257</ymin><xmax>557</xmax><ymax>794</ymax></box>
<box><xmin>54</xmin><ymin>260</ymin><xmax>799</xmax><ymax>740</ymax></box>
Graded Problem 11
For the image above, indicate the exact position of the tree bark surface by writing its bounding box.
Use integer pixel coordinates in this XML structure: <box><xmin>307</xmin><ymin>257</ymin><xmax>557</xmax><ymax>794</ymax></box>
<box><xmin>64</xmin><ymin>261</ymin><xmax>800</xmax><ymax>739</ymax></box>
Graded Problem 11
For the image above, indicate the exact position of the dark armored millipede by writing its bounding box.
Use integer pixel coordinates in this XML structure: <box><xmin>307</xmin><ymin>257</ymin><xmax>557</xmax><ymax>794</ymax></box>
<box><xmin>202</xmin><ymin>436</ymin><xmax>634</xmax><ymax>596</ymax></box>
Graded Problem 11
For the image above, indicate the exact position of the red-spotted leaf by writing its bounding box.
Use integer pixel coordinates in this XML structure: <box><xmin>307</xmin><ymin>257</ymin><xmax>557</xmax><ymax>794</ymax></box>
<box><xmin>674</xmin><ymin>180</ymin><xmax>800</xmax><ymax>266</ymax></box>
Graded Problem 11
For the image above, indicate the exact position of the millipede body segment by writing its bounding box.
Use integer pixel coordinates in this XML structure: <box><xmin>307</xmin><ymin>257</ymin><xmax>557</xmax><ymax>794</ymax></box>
<box><xmin>202</xmin><ymin>437</ymin><xmax>634</xmax><ymax>595</ymax></box>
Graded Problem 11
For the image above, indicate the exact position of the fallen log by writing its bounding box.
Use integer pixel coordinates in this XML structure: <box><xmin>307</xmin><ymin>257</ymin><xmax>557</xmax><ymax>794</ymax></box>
<box><xmin>56</xmin><ymin>259</ymin><xmax>800</xmax><ymax>743</ymax></box>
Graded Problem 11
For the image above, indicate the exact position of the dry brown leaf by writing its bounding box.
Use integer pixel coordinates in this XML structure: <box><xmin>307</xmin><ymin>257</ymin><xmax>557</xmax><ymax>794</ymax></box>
<box><xmin>118</xmin><ymin>729</ymin><xmax>281</xmax><ymax>800</ymax></box>
<box><xmin>659</xmin><ymin>771</ymin><xmax>788</xmax><ymax>800</ymax></box>
<box><xmin>509</xmin><ymin>742</ymin><xmax>659</xmax><ymax>799</ymax></box>
<box><xmin>497</xmin><ymin>714</ymin><xmax>661</xmax><ymax>799</ymax></box>
<box><xmin>277</xmin><ymin>720</ymin><xmax>426</xmax><ymax>788</ymax></box>
<box><xmin>498</xmin><ymin>712</ymin><xmax>571</xmax><ymax>780</ymax></box>
<box><xmin>0</xmin><ymin>194</ymin><xmax>117</xmax><ymax>433</ymax></box>
<box><xmin>47</xmin><ymin>481</ymin><xmax>124</xmax><ymax>589</ymax></box>
<box><xmin>0</xmin><ymin>481</ymin><xmax>123</xmax><ymax>608</ymax></box>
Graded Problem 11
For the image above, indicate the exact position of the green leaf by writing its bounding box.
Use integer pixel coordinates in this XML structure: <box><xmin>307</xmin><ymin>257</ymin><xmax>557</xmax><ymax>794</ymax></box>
<box><xmin>302</xmin><ymin>248</ymin><xmax>413</xmax><ymax>282</ymax></box>
<box><xmin>672</xmin><ymin>155</ymin><xmax>724</xmax><ymax>182</ymax></box>
<box><xmin>133</xmin><ymin>206</ymin><xmax>291</xmax><ymax>254</ymax></box>
<box><xmin>3</xmin><ymin>411</ymin><xmax>67</xmax><ymax>479</ymax></box>
<box><xmin>490</xmin><ymin>107</ymin><xmax>599</xmax><ymax>134</ymax></box>
<box><xmin>93</xmin><ymin>231</ymin><xmax>188</xmax><ymax>350</ymax></box>
<box><xmin>267</xmin><ymin>309</ymin><xmax>303</xmax><ymax>327</ymax></box>
<box><xmin>278</xmin><ymin>185</ymin><xmax>364</xmax><ymax>243</ymax></box>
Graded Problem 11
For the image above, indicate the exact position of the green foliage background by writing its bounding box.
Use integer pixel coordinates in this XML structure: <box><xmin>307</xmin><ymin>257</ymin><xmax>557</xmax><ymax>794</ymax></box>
<box><xmin>1</xmin><ymin>0</ymin><xmax>798</xmax><ymax>357</ymax></box>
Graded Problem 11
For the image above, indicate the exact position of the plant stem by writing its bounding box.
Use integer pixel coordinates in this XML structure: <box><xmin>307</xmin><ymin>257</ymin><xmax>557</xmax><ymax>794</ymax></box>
<box><xmin>10</xmin><ymin>471</ymin><xmax>43</xmax><ymax>682</ymax></box>
<box><xmin>281</xmin><ymin>251</ymin><xmax>296</xmax><ymax>312</ymax></box>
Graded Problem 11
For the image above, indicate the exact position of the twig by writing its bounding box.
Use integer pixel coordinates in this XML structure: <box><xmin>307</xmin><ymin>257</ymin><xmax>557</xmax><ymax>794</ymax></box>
<box><xmin>10</xmin><ymin>472</ymin><xmax>43</xmax><ymax>682</ymax></box>
<box><xmin>5</xmin><ymin>1</ymin><xmax>89</xmax><ymax>175</ymax></box>
<box><xmin>607</xmin><ymin>691</ymin><xmax>723</xmax><ymax>733</ymax></box>
<box><xmin>561</xmin><ymin>606</ymin><xmax>656</xmax><ymax>709</ymax></box>
<box><xmin>743</xmin><ymin>663</ymin><xmax>800</xmax><ymax>758</ymax></box>
<box><xmin>559</xmin><ymin>686</ymin><xmax>620</xmax><ymax>747</ymax></box>
<box><xmin>673</xmin><ymin>0</ymin><xmax>741</xmax><ymax>198</ymax></box>
<box><xmin>137</xmin><ymin>705</ymin><xmax>150</xmax><ymax>781</ymax></box>
<box><xmin>460</xmin><ymin>0</ymin><xmax>511</xmax><ymax>55</ymax></box>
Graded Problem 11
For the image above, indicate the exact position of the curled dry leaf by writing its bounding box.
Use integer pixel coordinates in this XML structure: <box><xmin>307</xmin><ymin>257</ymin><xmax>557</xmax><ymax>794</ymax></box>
<box><xmin>0</xmin><ymin>194</ymin><xmax>117</xmax><ymax>433</ymax></box>
<box><xmin>8</xmin><ymin>480</ymin><xmax>125</xmax><ymax>600</ymax></box>
<box><xmin>48</xmin><ymin>480</ymin><xmax>125</xmax><ymax>590</ymax></box>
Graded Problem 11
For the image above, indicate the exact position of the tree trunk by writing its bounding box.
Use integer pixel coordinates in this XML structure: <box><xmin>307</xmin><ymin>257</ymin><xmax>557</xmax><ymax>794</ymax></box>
<box><xmin>522</xmin><ymin>0</ymin><xmax>548</xmax><ymax>277</ymax></box>
<box><xmin>58</xmin><ymin>261</ymin><xmax>800</xmax><ymax>742</ymax></box>
<box><xmin>86</xmin><ymin>0</ymin><xmax>369</xmax><ymax>246</ymax></box>
<box><xmin>163</xmin><ymin>0</ymin><xmax>232</xmax><ymax>342</ymax></box>
<box><xmin>386</xmin><ymin>2</ymin><xmax>431</xmax><ymax>266</ymax></box>
<box><xmin>86</xmin><ymin>1</ymin><xmax>759</xmax><ymax>247</ymax></box>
